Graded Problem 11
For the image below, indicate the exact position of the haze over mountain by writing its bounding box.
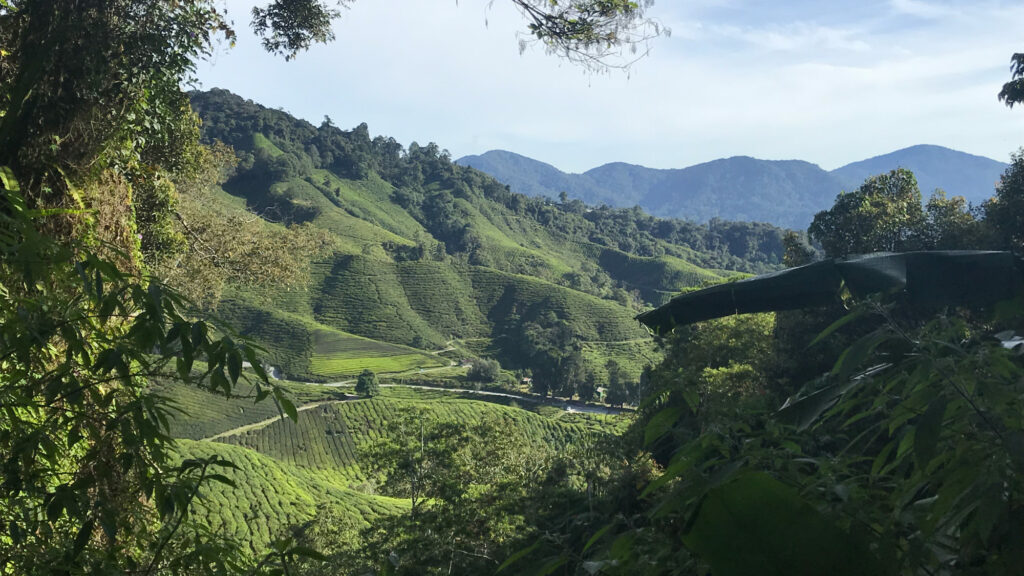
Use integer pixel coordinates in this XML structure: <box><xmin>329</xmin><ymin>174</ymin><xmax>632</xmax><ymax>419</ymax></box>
<box><xmin>457</xmin><ymin>146</ymin><xmax>1009</xmax><ymax>229</ymax></box>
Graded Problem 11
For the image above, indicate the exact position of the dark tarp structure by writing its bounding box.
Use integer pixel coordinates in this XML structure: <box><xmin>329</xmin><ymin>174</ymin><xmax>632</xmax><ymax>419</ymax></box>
<box><xmin>636</xmin><ymin>251</ymin><xmax>1024</xmax><ymax>334</ymax></box>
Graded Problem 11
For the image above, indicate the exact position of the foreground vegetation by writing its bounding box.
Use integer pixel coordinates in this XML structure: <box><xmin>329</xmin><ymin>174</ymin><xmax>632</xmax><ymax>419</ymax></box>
<box><xmin>0</xmin><ymin>1</ymin><xmax>664</xmax><ymax>573</ymax></box>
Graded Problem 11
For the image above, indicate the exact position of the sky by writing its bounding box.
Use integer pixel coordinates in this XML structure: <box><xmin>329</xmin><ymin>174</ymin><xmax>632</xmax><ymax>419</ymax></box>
<box><xmin>195</xmin><ymin>0</ymin><xmax>1024</xmax><ymax>173</ymax></box>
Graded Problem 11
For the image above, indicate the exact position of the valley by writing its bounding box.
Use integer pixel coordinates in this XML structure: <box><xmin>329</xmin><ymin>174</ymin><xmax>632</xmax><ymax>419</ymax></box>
<box><xmin>188</xmin><ymin>88</ymin><xmax>786</xmax><ymax>393</ymax></box>
<box><xmin>125</xmin><ymin>88</ymin><xmax>791</xmax><ymax>564</ymax></box>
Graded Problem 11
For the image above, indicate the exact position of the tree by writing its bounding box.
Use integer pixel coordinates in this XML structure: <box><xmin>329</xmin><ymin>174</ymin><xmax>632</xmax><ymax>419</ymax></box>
<box><xmin>922</xmin><ymin>190</ymin><xmax>982</xmax><ymax>250</ymax></box>
<box><xmin>781</xmin><ymin>231</ymin><xmax>815</xmax><ymax>267</ymax></box>
<box><xmin>577</xmin><ymin>368</ymin><xmax>598</xmax><ymax>402</ymax></box>
<box><xmin>0</xmin><ymin>0</ymin><xmax>665</xmax><ymax>571</ymax></box>
<box><xmin>808</xmin><ymin>168</ymin><xmax>925</xmax><ymax>258</ymax></box>
<box><xmin>355</xmin><ymin>369</ymin><xmax>380</xmax><ymax>397</ymax></box>
<box><xmin>467</xmin><ymin>357</ymin><xmax>502</xmax><ymax>382</ymax></box>
<box><xmin>999</xmin><ymin>53</ymin><xmax>1024</xmax><ymax>108</ymax></box>
<box><xmin>359</xmin><ymin>414</ymin><xmax>546</xmax><ymax>574</ymax></box>
<box><xmin>252</xmin><ymin>0</ymin><xmax>667</xmax><ymax>69</ymax></box>
<box><xmin>604</xmin><ymin>359</ymin><xmax>626</xmax><ymax>406</ymax></box>
<box><xmin>984</xmin><ymin>149</ymin><xmax>1024</xmax><ymax>252</ymax></box>
<box><xmin>0</xmin><ymin>176</ymin><xmax>306</xmax><ymax>573</ymax></box>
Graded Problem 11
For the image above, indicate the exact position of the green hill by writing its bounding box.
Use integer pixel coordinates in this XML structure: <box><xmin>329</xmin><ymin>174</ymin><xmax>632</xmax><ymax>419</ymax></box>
<box><xmin>187</xmin><ymin>89</ymin><xmax>794</xmax><ymax>388</ymax></box>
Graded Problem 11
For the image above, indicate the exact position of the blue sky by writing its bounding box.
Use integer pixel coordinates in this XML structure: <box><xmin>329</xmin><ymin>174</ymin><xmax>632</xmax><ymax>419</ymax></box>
<box><xmin>196</xmin><ymin>0</ymin><xmax>1024</xmax><ymax>173</ymax></box>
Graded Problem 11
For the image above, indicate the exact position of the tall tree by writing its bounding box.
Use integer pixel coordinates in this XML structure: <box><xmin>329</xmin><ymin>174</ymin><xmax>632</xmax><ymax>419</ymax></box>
<box><xmin>605</xmin><ymin>359</ymin><xmax>628</xmax><ymax>406</ymax></box>
<box><xmin>984</xmin><ymin>149</ymin><xmax>1024</xmax><ymax>252</ymax></box>
<box><xmin>808</xmin><ymin>168</ymin><xmax>925</xmax><ymax>258</ymax></box>
<box><xmin>356</xmin><ymin>369</ymin><xmax>380</xmax><ymax>397</ymax></box>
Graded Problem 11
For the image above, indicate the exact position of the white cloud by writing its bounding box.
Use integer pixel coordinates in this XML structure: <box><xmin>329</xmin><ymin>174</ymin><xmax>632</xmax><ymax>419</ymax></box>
<box><xmin>696</xmin><ymin>22</ymin><xmax>872</xmax><ymax>53</ymax></box>
<box><xmin>890</xmin><ymin>0</ymin><xmax>960</xmax><ymax>19</ymax></box>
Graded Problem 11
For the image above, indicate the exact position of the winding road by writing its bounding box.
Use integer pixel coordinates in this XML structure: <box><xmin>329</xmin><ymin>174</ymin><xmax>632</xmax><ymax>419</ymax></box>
<box><xmin>204</xmin><ymin>340</ymin><xmax>627</xmax><ymax>442</ymax></box>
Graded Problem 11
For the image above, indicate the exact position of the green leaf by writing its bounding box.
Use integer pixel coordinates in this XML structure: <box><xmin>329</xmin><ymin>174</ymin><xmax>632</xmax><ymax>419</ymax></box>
<box><xmin>536</xmin><ymin>556</ymin><xmax>567</xmax><ymax>576</ymax></box>
<box><xmin>9</xmin><ymin>521</ymin><xmax>24</xmax><ymax>545</ymax></box>
<box><xmin>682</xmin><ymin>472</ymin><xmax>891</xmax><ymax>576</ymax></box>
<box><xmin>191</xmin><ymin>321</ymin><xmax>207</xmax><ymax>348</ymax></box>
<box><xmin>682</xmin><ymin>387</ymin><xmax>700</xmax><ymax>414</ymax></box>
<box><xmin>243</xmin><ymin>345</ymin><xmax>268</xmax><ymax>382</ymax></box>
<box><xmin>0</xmin><ymin>165</ymin><xmax>21</xmax><ymax>192</ymax></box>
<box><xmin>73</xmin><ymin>519</ymin><xmax>94</xmax><ymax>557</ymax></box>
<box><xmin>94</xmin><ymin>268</ymin><xmax>103</xmax><ymax>300</ymax></box>
<box><xmin>871</xmin><ymin>439</ymin><xmax>896</xmax><ymax>477</ymax></box>
<box><xmin>609</xmin><ymin>532</ymin><xmax>636</xmax><ymax>558</ymax></box>
<box><xmin>644</xmin><ymin>405</ymin><xmax>682</xmax><ymax>446</ymax></box>
<box><xmin>275</xmin><ymin>389</ymin><xmax>298</xmax><ymax>421</ymax></box>
<box><xmin>808</xmin><ymin>308</ymin><xmax>864</xmax><ymax>348</ymax></box>
<box><xmin>272</xmin><ymin>537</ymin><xmax>293</xmax><ymax>553</ymax></box>
<box><xmin>896</xmin><ymin>427</ymin><xmax>915</xmax><ymax>460</ymax></box>
<box><xmin>206</xmin><ymin>474</ymin><xmax>237</xmax><ymax>488</ymax></box>
<box><xmin>46</xmin><ymin>493</ymin><xmax>64</xmax><ymax>522</ymax></box>
<box><xmin>211</xmin><ymin>368</ymin><xmax>229</xmax><ymax>396</ymax></box>
<box><xmin>99</xmin><ymin>516</ymin><xmax>117</xmax><ymax>541</ymax></box>
<box><xmin>642</xmin><ymin>455</ymin><xmax>694</xmax><ymax>497</ymax></box>
<box><xmin>227</xmin><ymin>348</ymin><xmax>242</xmax><ymax>385</ymax></box>
<box><xmin>913</xmin><ymin>397</ymin><xmax>947</xmax><ymax>470</ymax></box>
<box><xmin>778</xmin><ymin>377</ymin><xmax>861</xmax><ymax>431</ymax></box>
<box><xmin>176</xmin><ymin>357</ymin><xmax>190</xmax><ymax>381</ymax></box>
<box><xmin>583</xmin><ymin>522</ymin><xmax>616</xmax><ymax>553</ymax></box>
<box><xmin>832</xmin><ymin>329</ymin><xmax>890</xmax><ymax>382</ymax></box>
<box><xmin>497</xmin><ymin>541</ymin><xmax>539</xmax><ymax>573</ymax></box>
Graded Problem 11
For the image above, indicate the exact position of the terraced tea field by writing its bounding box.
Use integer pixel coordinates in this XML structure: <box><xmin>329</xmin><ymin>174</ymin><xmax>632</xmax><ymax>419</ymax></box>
<box><xmin>175</xmin><ymin>439</ymin><xmax>407</xmax><ymax>552</ymax></box>
<box><xmin>216</xmin><ymin>394</ymin><xmax>625</xmax><ymax>485</ymax></box>
<box><xmin>309</xmin><ymin>326</ymin><xmax>446</xmax><ymax>378</ymax></box>
<box><xmin>166</xmin><ymin>378</ymin><xmax>627</xmax><ymax>554</ymax></box>
<box><xmin>153</xmin><ymin>379</ymin><xmax>343</xmax><ymax>440</ymax></box>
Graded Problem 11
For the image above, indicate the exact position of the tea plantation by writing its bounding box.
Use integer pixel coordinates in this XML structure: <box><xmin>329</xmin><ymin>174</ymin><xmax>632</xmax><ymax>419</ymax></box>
<box><xmin>166</xmin><ymin>378</ymin><xmax>629</xmax><ymax>554</ymax></box>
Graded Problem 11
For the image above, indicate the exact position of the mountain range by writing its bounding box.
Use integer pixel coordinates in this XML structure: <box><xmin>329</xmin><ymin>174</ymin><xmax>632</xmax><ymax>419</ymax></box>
<box><xmin>456</xmin><ymin>145</ymin><xmax>1008</xmax><ymax>229</ymax></box>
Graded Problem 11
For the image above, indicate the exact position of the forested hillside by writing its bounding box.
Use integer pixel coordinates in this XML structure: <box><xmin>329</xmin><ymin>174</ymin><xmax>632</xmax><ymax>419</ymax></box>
<box><xmin>187</xmin><ymin>88</ymin><xmax>792</xmax><ymax>389</ymax></box>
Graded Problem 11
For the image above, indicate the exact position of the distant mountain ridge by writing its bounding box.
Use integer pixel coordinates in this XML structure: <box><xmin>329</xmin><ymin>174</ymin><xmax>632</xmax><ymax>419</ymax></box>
<box><xmin>457</xmin><ymin>145</ymin><xmax>1008</xmax><ymax>228</ymax></box>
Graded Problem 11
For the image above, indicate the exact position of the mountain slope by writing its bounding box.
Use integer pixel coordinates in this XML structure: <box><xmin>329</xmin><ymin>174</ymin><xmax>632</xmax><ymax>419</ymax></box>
<box><xmin>830</xmin><ymin>144</ymin><xmax>1007</xmax><ymax>205</ymax></box>
<box><xmin>457</xmin><ymin>150</ymin><xmax>620</xmax><ymax>205</ymax></box>
<box><xmin>189</xmin><ymin>89</ymin><xmax>792</xmax><ymax>385</ymax></box>
<box><xmin>586</xmin><ymin>157</ymin><xmax>844</xmax><ymax>228</ymax></box>
<box><xmin>457</xmin><ymin>146</ymin><xmax>1007</xmax><ymax>228</ymax></box>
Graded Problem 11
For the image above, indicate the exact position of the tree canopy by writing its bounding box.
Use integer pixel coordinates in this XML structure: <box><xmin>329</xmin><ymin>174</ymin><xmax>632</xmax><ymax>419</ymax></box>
<box><xmin>247</xmin><ymin>0</ymin><xmax>668</xmax><ymax>69</ymax></box>
<box><xmin>999</xmin><ymin>53</ymin><xmax>1024</xmax><ymax>108</ymax></box>
<box><xmin>355</xmin><ymin>369</ymin><xmax>380</xmax><ymax>397</ymax></box>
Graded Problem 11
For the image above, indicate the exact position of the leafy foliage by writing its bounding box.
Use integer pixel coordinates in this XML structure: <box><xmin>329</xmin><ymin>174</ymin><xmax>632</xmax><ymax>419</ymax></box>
<box><xmin>355</xmin><ymin>369</ymin><xmax>380</xmax><ymax>397</ymax></box>
<box><xmin>467</xmin><ymin>357</ymin><xmax>502</xmax><ymax>383</ymax></box>
<box><xmin>998</xmin><ymin>53</ymin><xmax>1024</xmax><ymax>109</ymax></box>
<box><xmin>511</xmin><ymin>0</ymin><xmax>668</xmax><ymax>71</ymax></box>
<box><xmin>985</xmin><ymin>149</ymin><xmax>1024</xmax><ymax>252</ymax></box>
<box><xmin>809</xmin><ymin>168</ymin><xmax>927</xmax><ymax>257</ymax></box>
<box><xmin>251</xmin><ymin>0</ymin><xmax>348</xmax><ymax>60</ymax></box>
<box><xmin>0</xmin><ymin>174</ymin><xmax>303</xmax><ymax>573</ymax></box>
